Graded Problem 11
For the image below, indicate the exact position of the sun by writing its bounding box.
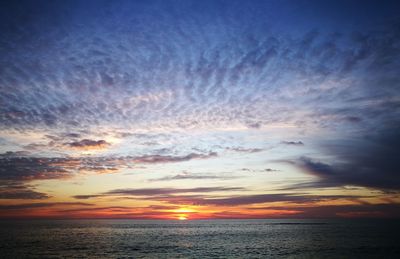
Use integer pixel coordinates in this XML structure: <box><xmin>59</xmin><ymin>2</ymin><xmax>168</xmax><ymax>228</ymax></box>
<box><xmin>173</xmin><ymin>207</ymin><xmax>195</xmax><ymax>213</ymax></box>
<box><xmin>178</xmin><ymin>215</ymin><xmax>187</xmax><ymax>220</ymax></box>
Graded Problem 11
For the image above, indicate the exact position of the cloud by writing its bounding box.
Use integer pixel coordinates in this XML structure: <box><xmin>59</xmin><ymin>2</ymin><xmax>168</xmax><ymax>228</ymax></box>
<box><xmin>64</xmin><ymin>133</ymin><xmax>81</xmax><ymax>138</ymax></box>
<box><xmin>227</xmin><ymin>147</ymin><xmax>264</xmax><ymax>153</ymax></box>
<box><xmin>0</xmin><ymin>182</ymin><xmax>50</xmax><ymax>199</ymax></box>
<box><xmin>1</xmin><ymin>0</ymin><xmax>398</xmax><ymax>134</ymax></box>
<box><xmin>66</xmin><ymin>139</ymin><xmax>110</xmax><ymax>150</ymax></box>
<box><xmin>298</xmin><ymin>204</ymin><xmax>400</xmax><ymax>218</ymax></box>
<box><xmin>0</xmin><ymin>151</ymin><xmax>30</xmax><ymax>157</ymax></box>
<box><xmin>0</xmin><ymin>151</ymin><xmax>219</xmax><ymax>183</ymax></box>
<box><xmin>246</xmin><ymin>122</ymin><xmax>262</xmax><ymax>129</ymax></box>
<box><xmin>167</xmin><ymin>193</ymin><xmax>360</xmax><ymax>206</ymax></box>
<box><xmin>292</xmin><ymin>127</ymin><xmax>400</xmax><ymax>190</ymax></box>
<box><xmin>0</xmin><ymin>150</ymin><xmax>220</xmax><ymax>201</ymax></box>
<box><xmin>73</xmin><ymin>186</ymin><xmax>244</xmax><ymax>199</ymax></box>
<box><xmin>73</xmin><ymin>187</ymin><xmax>360</xmax><ymax>208</ymax></box>
<box><xmin>57</xmin><ymin>204</ymin><xmax>180</xmax><ymax>214</ymax></box>
<box><xmin>241</xmin><ymin>168</ymin><xmax>279</xmax><ymax>173</ymax></box>
<box><xmin>0</xmin><ymin>0</ymin><xmax>399</xmax><ymax>219</ymax></box>
<box><xmin>0</xmin><ymin>202</ymin><xmax>93</xmax><ymax>210</ymax></box>
<box><xmin>0</xmin><ymin>156</ymin><xmax>71</xmax><ymax>181</ymax></box>
<box><xmin>132</xmin><ymin>152</ymin><xmax>218</xmax><ymax>164</ymax></box>
<box><xmin>251</xmin><ymin>203</ymin><xmax>400</xmax><ymax>218</ymax></box>
<box><xmin>282</xmin><ymin>141</ymin><xmax>304</xmax><ymax>146</ymax></box>
<box><xmin>263</xmin><ymin>168</ymin><xmax>278</xmax><ymax>172</ymax></box>
<box><xmin>149</xmin><ymin>171</ymin><xmax>236</xmax><ymax>181</ymax></box>
<box><xmin>76</xmin><ymin>166</ymin><xmax>118</xmax><ymax>174</ymax></box>
<box><xmin>57</xmin><ymin>206</ymin><xmax>135</xmax><ymax>213</ymax></box>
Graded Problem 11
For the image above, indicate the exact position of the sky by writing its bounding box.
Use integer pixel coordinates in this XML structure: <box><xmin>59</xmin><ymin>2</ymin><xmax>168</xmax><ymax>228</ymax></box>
<box><xmin>0</xmin><ymin>0</ymin><xmax>399</xmax><ymax>220</ymax></box>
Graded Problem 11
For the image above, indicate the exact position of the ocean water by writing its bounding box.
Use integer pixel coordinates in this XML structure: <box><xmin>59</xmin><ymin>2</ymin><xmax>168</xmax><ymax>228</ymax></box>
<box><xmin>0</xmin><ymin>219</ymin><xmax>399</xmax><ymax>258</ymax></box>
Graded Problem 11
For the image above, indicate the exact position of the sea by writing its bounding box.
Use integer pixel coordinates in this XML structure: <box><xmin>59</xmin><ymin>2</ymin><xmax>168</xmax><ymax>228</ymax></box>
<box><xmin>0</xmin><ymin>219</ymin><xmax>399</xmax><ymax>258</ymax></box>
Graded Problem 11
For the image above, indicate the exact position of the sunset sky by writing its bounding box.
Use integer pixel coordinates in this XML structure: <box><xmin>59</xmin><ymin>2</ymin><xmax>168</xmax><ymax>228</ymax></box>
<box><xmin>1</xmin><ymin>0</ymin><xmax>399</xmax><ymax>220</ymax></box>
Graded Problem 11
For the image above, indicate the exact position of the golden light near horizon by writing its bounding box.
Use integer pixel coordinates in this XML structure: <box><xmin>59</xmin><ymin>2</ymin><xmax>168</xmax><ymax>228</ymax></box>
<box><xmin>173</xmin><ymin>207</ymin><xmax>196</xmax><ymax>220</ymax></box>
<box><xmin>173</xmin><ymin>207</ymin><xmax>196</xmax><ymax>213</ymax></box>
<box><xmin>178</xmin><ymin>215</ymin><xmax>188</xmax><ymax>220</ymax></box>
